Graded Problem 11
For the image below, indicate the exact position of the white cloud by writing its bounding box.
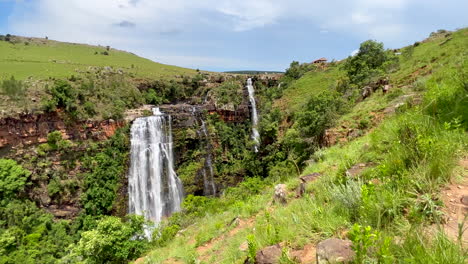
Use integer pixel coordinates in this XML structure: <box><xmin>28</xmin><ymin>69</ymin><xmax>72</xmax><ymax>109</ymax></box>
<box><xmin>351</xmin><ymin>13</ymin><xmax>374</xmax><ymax>24</ymax></box>
<box><xmin>5</xmin><ymin>0</ymin><xmax>466</xmax><ymax>69</ymax></box>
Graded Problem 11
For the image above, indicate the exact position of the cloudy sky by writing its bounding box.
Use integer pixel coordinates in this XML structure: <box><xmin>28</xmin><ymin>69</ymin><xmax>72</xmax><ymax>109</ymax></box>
<box><xmin>0</xmin><ymin>0</ymin><xmax>466</xmax><ymax>71</ymax></box>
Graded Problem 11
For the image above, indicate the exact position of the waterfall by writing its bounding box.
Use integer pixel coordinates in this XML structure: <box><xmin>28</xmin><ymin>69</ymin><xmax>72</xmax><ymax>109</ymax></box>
<box><xmin>200</xmin><ymin>120</ymin><xmax>216</xmax><ymax>196</ymax></box>
<box><xmin>246</xmin><ymin>78</ymin><xmax>260</xmax><ymax>152</ymax></box>
<box><xmin>128</xmin><ymin>107</ymin><xmax>184</xmax><ymax>238</ymax></box>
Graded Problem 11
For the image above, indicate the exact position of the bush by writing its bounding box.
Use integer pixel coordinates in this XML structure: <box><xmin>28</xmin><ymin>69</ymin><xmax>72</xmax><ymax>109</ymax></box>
<box><xmin>344</xmin><ymin>40</ymin><xmax>391</xmax><ymax>85</ymax></box>
<box><xmin>284</xmin><ymin>61</ymin><xmax>317</xmax><ymax>80</ymax></box>
<box><xmin>43</xmin><ymin>80</ymin><xmax>77</xmax><ymax>113</ymax></box>
<box><xmin>69</xmin><ymin>215</ymin><xmax>148</xmax><ymax>263</ymax></box>
<box><xmin>81</xmin><ymin>128</ymin><xmax>129</xmax><ymax>216</ymax></box>
<box><xmin>0</xmin><ymin>159</ymin><xmax>30</xmax><ymax>201</ymax></box>
<box><xmin>1</xmin><ymin>76</ymin><xmax>26</xmax><ymax>99</ymax></box>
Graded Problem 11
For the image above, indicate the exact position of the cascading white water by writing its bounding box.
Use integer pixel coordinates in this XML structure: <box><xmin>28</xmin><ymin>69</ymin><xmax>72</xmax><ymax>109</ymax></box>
<box><xmin>246</xmin><ymin>78</ymin><xmax>260</xmax><ymax>152</ymax></box>
<box><xmin>200</xmin><ymin>120</ymin><xmax>216</xmax><ymax>196</ymax></box>
<box><xmin>128</xmin><ymin>108</ymin><xmax>184</xmax><ymax>238</ymax></box>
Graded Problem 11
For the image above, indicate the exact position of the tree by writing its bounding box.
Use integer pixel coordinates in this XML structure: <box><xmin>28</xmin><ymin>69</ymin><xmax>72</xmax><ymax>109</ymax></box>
<box><xmin>344</xmin><ymin>40</ymin><xmax>388</xmax><ymax>85</ymax></box>
<box><xmin>69</xmin><ymin>215</ymin><xmax>148</xmax><ymax>264</ymax></box>
<box><xmin>0</xmin><ymin>159</ymin><xmax>30</xmax><ymax>200</ymax></box>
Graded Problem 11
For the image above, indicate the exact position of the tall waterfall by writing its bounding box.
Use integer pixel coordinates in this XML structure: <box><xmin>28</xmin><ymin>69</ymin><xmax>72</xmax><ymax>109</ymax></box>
<box><xmin>200</xmin><ymin>120</ymin><xmax>216</xmax><ymax>196</ymax></box>
<box><xmin>128</xmin><ymin>108</ymin><xmax>184</xmax><ymax>238</ymax></box>
<box><xmin>246</xmin><ymin>78</ymin><xmax>260</xmax><ymax>152</ymax></box>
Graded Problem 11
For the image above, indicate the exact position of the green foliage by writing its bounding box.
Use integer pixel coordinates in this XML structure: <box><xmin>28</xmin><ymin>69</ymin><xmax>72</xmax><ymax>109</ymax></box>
<box><xmin>0</xmin><ymin>200</ymin><xmax>75</xmax><ymax>264</ymax></box>
<box><xmin>423</xmin><ymin>64</ymin><xmax>468</xmax><ymax>130</ymax></box>
<box><xmin>284</xmin><ymin>61</ymin><xmax>317</xmax><ymax>80</ymax></box>
<box><xmin>1</xmin><ymin>76</ymin><xmax>26</xmax><ymax>99</ymax></box>
<box><xmin>152</xmin><ymin>224</ymin><xmax>181</xmax><ymax>247</ymax></box>
<box><xmin>0</xmin><ymin>159</ymin><xmax>30</xmax><ymax>201</ymax></box>
<box><xmin>246</xmin><ymin>234</ymin><xmax>258</xmax><ymax>262</ymax></box>
<box><xmin>81</xmin><ymin>128</ymin><xmax>129</xmax><ymax>216</ymax></box>
<box><xmin>344</xmin><ymin>40</ymin><xmax>392</xmax><ymax>85</ymax></box>
<box><xmin>212</xmin><ymin>81</ymin><xmax>243</xmax><ymax>108</ymax></box>
<box><xmin>42</xmin><ymin>79</ymin><xmax>76</xmax><ymax>113</ymax></box>
<box><xmin>69</xmin><ymin>215</ymin><xmax>148</xmax><ymax>264</ymax></box>
<box><xmin>295</xmin><ymin>91</ymin><xmax>346</xmax><ymax>139</ymax></box>
<box><xmin>182</xmin><ymin>195</ymin><xmax>215</xmax><ymax>217</ymax></box>
<box><xmin>395</xmin><ymin>229</ymin><xmax>466</xmax><ymax>263</ymax></box>
<box><xmin>349</xmin><ymin>224</ymin><xmax>378</xmax><ymax>263</ymax></box>
<box><xmin>283</xmin><ymin>90</ymin><xmax>346</xmax><ymax>165</ymax></box>
<box><xmin>46</xmin><ymin>131</ymin><xmax>71</xmax><ymax>150</ymax></box>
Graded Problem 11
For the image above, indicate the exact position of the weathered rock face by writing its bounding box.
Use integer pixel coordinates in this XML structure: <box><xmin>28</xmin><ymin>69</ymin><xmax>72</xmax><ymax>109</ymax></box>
<box><xmin>0</xmin><ymin>111</ymin><xmax>125</xmax><ymax>149</ymax></box>
<box><xmin>316</xmin><ymin>238</ymin><xmax>354</xmax><ymax>264</ymax></box>
<box><xmin>256</xmin><ymin>244</ymin><xmax>282</xmax><ymax>264</ymax></box>
<box><xmin>274</xmin><ymin>184</ymin><xmax>288</xmax><ymax>204</ymax></box>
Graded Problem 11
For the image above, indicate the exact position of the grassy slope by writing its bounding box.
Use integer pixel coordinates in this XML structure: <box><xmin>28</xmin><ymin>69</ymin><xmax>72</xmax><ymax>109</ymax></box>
<box><xmin>274</xmin><ymin>67</ymin><xmax>343</xmax><ymax>114</ymax></box>
<box><xmin>139</xmin><ymin>29</ymin><xmax>468</xmax><ymax>263</ymax></box>
<box><xmin>0</xmin><ymin>37</ymin><xmax>195</xmax><ymax>80</ymax></box>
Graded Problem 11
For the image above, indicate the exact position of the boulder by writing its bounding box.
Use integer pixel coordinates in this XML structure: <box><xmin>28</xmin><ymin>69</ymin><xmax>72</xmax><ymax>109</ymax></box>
<box><xmin>300</xmin><ymin>172</ymin><xmax>321</xmax><ymax>183</ymax></box>
<box><xmin>361</xmin><ymin>86</ymin><xmax>372</xmax><ymax>99</ymax></box>
<box><xmin>274</xmin><ymin>184</ymin><xmax>287</xmax><ymax>204</ymax></box>
<box><xmin>461</xmin><ymin>195</ymin><xmax>468</xmax><ymax>206</ymax></box>
<box><xmin>256</xmin><ymin>244</ymin><xmax>282</xmax><ymax>264</ymax></box>
<box><xmin>297</xmin><ymin>173</ymin><xmax>321</xmax><ymax>197</ymax></box>
<box><xmin>345</xmin><ymin>163</ymin><xmax>368</xmax><ymax>178</ymax></box>
<box><xmin>316</xmin><ymin>238</ymin><xmax>354</xmax><ymax>264</ymax></box>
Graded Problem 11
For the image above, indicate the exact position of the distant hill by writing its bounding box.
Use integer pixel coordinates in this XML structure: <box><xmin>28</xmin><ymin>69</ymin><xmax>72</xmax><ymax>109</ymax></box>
<box><xmin>224</xmin><ymin>70</ymin><xmax>284</xmax><ymax>74</ymax></box>
<box><xmin>0</xmin><ymin>35</ymin><xmax>196</xmax><ymax>80</ymax></box>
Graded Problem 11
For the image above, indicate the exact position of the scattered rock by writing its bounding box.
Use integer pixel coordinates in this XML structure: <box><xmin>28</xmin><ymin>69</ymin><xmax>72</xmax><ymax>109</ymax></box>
<box><xmin>274</xmin><ymin>184</ymin><xmax>287</xmax><ymax>204</ymax></box>
<box><xmin>461</xmin><ymin>195</ymin><xmax>468</xmax><ymax>206</ymax></box>
<box><xmin>256</xmin><ymin>244</ymin><xmax>282</xmax><ymax>264</ymax></box>
<box><xmin>300</xmin><ymin>173</ymin><xmax>321</xmax><ymax>183</ymax></box>
<box><xmin>298</xmin><ymin>173</ymin><xmax>321</xmax><ymax>197</ymax></box>
<box><xmin>345</xmin><ymin>163</ymin><xmax>372</xmax><ymax>178</ymax></box>
<box><xmin>361</xmin><ymin>86</ymin><xmax>372</xmax><ymax>99</ymax></box>
<box><xmin>316</xmin><ymin>238</ymin><xmax>354</xmax><ymax>264</ymax></box>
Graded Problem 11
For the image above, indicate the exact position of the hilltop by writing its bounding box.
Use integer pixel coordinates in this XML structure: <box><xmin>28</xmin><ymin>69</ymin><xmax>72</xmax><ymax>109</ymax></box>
<box><xmin>0</xmin><ymin>35</ymin><xmax>196</xmax><ymax>80</ymax></box>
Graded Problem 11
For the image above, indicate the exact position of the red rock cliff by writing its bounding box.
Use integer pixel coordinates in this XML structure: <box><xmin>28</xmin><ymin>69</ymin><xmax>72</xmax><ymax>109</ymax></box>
<box><xmin>0</xmin><ymin>111</ymin><xmax>125</xmax><ymax>148</ymax></box>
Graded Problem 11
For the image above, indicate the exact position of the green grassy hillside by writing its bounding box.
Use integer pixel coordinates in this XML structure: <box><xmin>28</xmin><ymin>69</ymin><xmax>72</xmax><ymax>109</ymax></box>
<box><xmin>0</xmin><ymin>36</ymin><xmax>196</xmax><ymax>80</ymax></box>
<box><xmin>136</xmin><ymin>28</ymin><xmax>468</xmax><ymax>263</ymax></box>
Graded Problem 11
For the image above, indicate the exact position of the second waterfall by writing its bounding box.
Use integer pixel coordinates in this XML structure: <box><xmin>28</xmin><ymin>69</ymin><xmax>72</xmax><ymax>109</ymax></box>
<box><xmin>246</xmin><ymin>78</ymin><xmax>260</xmax><ymax>152</ymax></box>
<box><xmin>128</xmin><ymin>108</ymin><xmax>184</xmax><ymax>238</ymax></box>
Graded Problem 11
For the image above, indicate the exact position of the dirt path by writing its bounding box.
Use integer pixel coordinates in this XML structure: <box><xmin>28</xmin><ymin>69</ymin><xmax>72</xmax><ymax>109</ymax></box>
<box><xmin>440</xmin><ymin>157</ymin><xmax>468</xmax><ymax>245</ymax></box>
<box><xmin>196</xmin><ymin>216</ymin><xmax>256</xmax><ymax>262</ymax></box>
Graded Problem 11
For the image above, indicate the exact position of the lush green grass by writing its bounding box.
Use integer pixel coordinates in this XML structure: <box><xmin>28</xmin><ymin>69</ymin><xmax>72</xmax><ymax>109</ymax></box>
<box><xmin>0</xmin><ymin>37</ymin><xmax>196</xmax><ymax>80</ymax></box>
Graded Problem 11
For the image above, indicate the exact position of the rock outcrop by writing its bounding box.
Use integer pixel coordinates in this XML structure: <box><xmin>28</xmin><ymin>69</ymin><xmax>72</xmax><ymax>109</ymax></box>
<box><xmin>316</xmin><ymin>238</ymin><xmax>354</xmax><ymax>264</ymax></box>
<box><xmin>256</xmin><ymin>244</ymin><xmax>282</xmax><ymax>264</ymax></box>
<box><xmin>0</xmin><ymin>111</ymin><xmax>125</xmax><ymax>149</ymax></box>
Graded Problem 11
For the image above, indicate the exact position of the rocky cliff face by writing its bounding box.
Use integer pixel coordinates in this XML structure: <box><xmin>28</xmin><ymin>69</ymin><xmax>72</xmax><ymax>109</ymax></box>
<box><xmin>0</xmin><ymin>111</ymin><xmax>125</xmax><ymax>149</ymax></box>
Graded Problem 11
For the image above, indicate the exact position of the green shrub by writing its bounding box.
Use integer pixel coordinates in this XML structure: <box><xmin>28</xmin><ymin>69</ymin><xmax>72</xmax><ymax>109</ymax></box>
<box><xmin>284</xmin><ymin>61</ymin><xmax>317</xmax><ymax>80</ymax></box>
<box><xmin>69</xmin><ymin>215</ymin><xmax>148</xmax><ymax>264</ymax></box>
<box><xmin>0</xmin><ymin>159</ymin><xmax>30</xmax><ymax>201</ymax></box>
<box><xmin>246</xmin><ymin>234</ymin><xmax>258</xmax><ymax>263</ymax></box>
<box><xmin>152</xmin><ymin>224</ymin><xmax>181</xmax><ymax>247</ymax></box>
<box><xmin>344</xmin><ymin>40</ymin><xmax>393</xmax><ymax>85</ymax></box>
<box><xmin>43</xmin><ymin>80</ymin><xmax>77</xmax><ymax>114</ymax></box>
<box><xmin>81</xmin><ymin>128</ymin><xmax>129</xmax><ymax>216</ymax></box>
<box><xmin>1</xmin><ymin>76</ymin><xmax>26</xmax><ymax>99</ymax></box>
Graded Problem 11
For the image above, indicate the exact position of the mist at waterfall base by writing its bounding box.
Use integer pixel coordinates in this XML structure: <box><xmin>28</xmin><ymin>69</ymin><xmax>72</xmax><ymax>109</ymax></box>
<box><xmin>128</xmin><ymin>108</ymin><xmax>184</xmax><ymax>239</ymax></box>
<box><xmin>247</xmin><ymin>78</ymin><xmax>260</xmax><ymax>152</ymax></box>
